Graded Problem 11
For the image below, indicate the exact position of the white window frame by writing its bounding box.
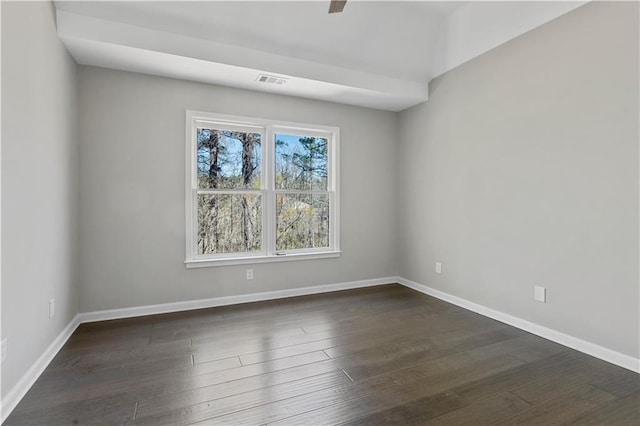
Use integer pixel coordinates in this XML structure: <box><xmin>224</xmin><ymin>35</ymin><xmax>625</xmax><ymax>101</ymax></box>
<box><xmin>185</xmin><ymin>110</ymin><xmax>340</xmax><ymax>268</ymax></box>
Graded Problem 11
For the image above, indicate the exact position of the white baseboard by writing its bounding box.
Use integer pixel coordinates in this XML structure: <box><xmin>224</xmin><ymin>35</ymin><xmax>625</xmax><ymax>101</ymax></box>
<box><xmin>1</xmin><ymin>314</ymin><xmax>81</xmax><ymax>424</ymax></box>
<box><xmin>396</xmin><ymin>277</ymin><xmax>640</xmax><ymax>374</ymax></box>
<box><xmin>78</xmin><ymin>277</ymin><xmax>396</xmax><ymax>324</ymax></box>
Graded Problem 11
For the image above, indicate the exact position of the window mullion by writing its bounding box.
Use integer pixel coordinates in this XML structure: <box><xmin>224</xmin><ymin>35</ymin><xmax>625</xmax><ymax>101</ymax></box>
<box><xmin>196</xmin><ymin>189</ymin><xmax>262</xmax><ymax>195</ymax></box>
<box><xmin>264</xmin><ymin>125</ymin><xmax>276</xmax><ymax>256</ymax></box>
<box><xmin>331</xmin><ymin>130</ymin><xmax>340</xmax><ymax>252</ymax></box>
<box><xmin>186</xmin><ymin>112</ymin><xmax>197</xmax><ymax>262</ymax></box>
<box><xmin>191</xmin><ymin>190</ymin><xmax>198</xmax><ymax>261</ymax></box>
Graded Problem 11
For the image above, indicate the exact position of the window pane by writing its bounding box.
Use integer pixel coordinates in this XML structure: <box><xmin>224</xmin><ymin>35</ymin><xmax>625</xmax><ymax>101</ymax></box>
<box><xmin>276</xmin><ymin>193</ymin><xmax>329</xmax><ymax>251</ymax></box>
<box><xmin>197</xmin><ymin>193</ymin><xmax>262</xmax><ymax>255</ymax></box>
<box><xmin>197</xmin><ymin>128</ymin><xmax>262</xmax><ymax>189</ymax></box>
<box><xmin>275</xmin><ymin>133</ymin><xmax>327</xmax><ymax>190</ymax></box>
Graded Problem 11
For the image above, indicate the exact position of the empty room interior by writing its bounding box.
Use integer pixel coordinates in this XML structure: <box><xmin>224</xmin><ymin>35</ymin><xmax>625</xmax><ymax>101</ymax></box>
<box><xmin>1</xmin><ymin>0</ymin><xmax>639</xmax><ymax>424</ymax></box>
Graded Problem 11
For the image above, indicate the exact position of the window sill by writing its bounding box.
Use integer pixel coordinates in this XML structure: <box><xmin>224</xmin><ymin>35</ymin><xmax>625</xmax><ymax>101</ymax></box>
<box><xmin>185</xmin><ymin>251</ymin><xmax>341</xmax><ymax>268</ymax></box>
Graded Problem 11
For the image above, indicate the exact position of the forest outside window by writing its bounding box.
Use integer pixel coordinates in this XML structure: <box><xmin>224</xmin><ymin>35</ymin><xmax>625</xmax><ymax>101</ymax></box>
<box><xmin>185</xmin><ymin>111</ymin><xmax>340</xmax><ymax>267</ymax></box>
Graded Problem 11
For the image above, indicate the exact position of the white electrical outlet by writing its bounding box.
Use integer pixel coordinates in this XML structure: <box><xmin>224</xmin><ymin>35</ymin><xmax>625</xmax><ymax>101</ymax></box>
<box><xmin>49</xmin><ymin>298</ymin><xmax>55</xmax><ymax>319</ymax></box>
<box><xmin>435</xmin><ymin>262</ymin><xmax>442</xmax><ymax>274</ymax></box>
<box><xmin>534</xmin><ymin>286</ymin><xmax>546</xmax><ymax>303</ymax></box>
<box><xmin>1</xmin><ymin>339</ymin><xmax>7</xmax><ymax>363</ymax></box>
<box><xmin>246</xmin><ymin>269</ymin><xmax>254</xmax><ymax>280</ymax></box>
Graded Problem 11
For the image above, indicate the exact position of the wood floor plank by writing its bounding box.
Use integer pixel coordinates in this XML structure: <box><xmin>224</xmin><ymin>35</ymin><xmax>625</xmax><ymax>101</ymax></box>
<box><xmin>208</xmin><ymin>287</ymin><xmax>423</xmax><ymax>333</ymax></box>
<box><xmin>130</xmin><ymin>370</ymin><xmax>351</xmax><ymax>425</ymax></box>
<box><xmin>451</xmin><ymin>349</ymin><xmax>590</xmax><ymax>403</ymax></box>
<box><xmin>424</xmin><ymin>392</ymin><xmax>531</xmax><ymax>426</ymax></box>
<box><xmin>135</xmin><ymin>357</ymin><xmax>346</xmax><ymax>417</ymax></box>
<box><xmin>341</xmin><ymin>391</ymin><xmax>466</xmax><ymax>426</ymax></box>
<box><xmin>236</xmin><ymin>311</ymin><xmax>511</xmax><ymax>368</ymax></box>
<box><xmin>563</xmin><ymin>389</ymin><xmax>640</xmax><ymax>426</ymax></box>
<box><xmin>507</xmin><ymin>357</ymin><xmax>627</xmax><ymax>405</ymax></box>
<box><xmin>589</xmin><ymin>362</ymin><xmax>640</xmax><ymax>397</ymax></box>
<box><xmin>338</xmin><ymin>329</ymin><xmax>508</xmax><ymax>383</ymax></box>
<box><xmin>5</xmin><ymin>393</ymin><xmax>136</xmax><ymax>425</ymax></box>
<box><xmin>44</xmin><ymin>352</ymin><xmax>195</xmax><ymax>380</ymax></box>
<box><xmin>19</xmin><ymin>349</ymin><xmax>327</xmax><ymax>412</ymax></box>
<box><xmin>193</xmin><ymin>350</ymin><xmax>330</xmax><ymax>381</ymax></box>
<box><xmin>492</xmin><ymin>385</ymin><xmax>617</xmax><ymax>426</ymax></box>
<box><xmin>6</xmin><ymin>284</ymin><xmax>638</xmax><ymax>426</ymax></box>
<box><xmin>238</xmin><ymin>338</ymin><xmax>338</xmax><ymax>365</ymax></box>
<box><xmin>323</xmin><ymin>317</ymin><xmax>514</xmax><ymax>360</ymax></box>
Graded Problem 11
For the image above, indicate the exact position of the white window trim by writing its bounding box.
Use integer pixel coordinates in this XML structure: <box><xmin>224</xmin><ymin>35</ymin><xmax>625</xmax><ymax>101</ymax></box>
<box><xmin>185</xmin><ymin>110</ymin><xmax>340</xmax><ymax>268</ymax></box>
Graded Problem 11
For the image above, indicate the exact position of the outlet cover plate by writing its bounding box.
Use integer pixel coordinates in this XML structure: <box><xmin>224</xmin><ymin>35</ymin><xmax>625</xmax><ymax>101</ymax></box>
<box><xmin>534</xmin><ymin>286</ymin><xmax>546</xmax><ymax>303</ymax></box>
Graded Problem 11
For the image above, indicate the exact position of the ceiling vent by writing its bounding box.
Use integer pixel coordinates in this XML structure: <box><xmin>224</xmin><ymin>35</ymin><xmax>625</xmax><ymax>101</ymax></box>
<box><xmin>256</xmin><ymin>74</ymin><xmax>288</xmax><ymax>85</ymax></box>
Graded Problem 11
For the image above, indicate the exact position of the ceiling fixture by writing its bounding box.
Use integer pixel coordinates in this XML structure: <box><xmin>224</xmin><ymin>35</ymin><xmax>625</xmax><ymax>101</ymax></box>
<box><xmin>328</xmin><ymin>0</ymin><xmax>347</xmax><ymax>14</ymax></box>
<box><xmin>256</xmin><ymin>74</ymin><xmax>288</xmax><ymax>85</ymax></box>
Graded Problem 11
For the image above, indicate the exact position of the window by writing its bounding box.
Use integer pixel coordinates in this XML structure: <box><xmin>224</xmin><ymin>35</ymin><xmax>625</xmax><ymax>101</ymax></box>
<box><xmin>185</xmin><ymin>111</ymin><xmax>340</xmax><ymax>267</ymax></box>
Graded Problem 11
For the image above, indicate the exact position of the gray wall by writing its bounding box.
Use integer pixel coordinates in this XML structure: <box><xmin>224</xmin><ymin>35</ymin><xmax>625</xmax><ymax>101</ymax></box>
<box><xmin>77</xmin><ymin>66</ymin><xmax>398</xmax><ymax>312</ymax></box>
<box><xmin>1</xmin><ymin>1</ymin><xmax>80</xmax><ymax>397</ymax></box>
<box><xmin>398</xmin><ymin>1</ymin><xmax>639</xmax><ymax>358</ymax></box>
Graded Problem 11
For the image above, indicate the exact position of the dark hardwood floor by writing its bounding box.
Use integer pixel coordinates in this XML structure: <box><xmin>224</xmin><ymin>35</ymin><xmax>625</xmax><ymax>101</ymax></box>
<box><xmin>6</xmin><ymin>284</ymin><xmax>639</xmax><ymax>425</ymax></box>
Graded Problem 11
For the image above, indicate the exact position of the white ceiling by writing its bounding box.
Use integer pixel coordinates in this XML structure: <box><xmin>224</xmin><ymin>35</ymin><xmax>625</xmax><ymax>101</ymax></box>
<box><xmin>55</xmin><ymin>1</ymin><xmax>587</xmax><ymax>111</ymax></box>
